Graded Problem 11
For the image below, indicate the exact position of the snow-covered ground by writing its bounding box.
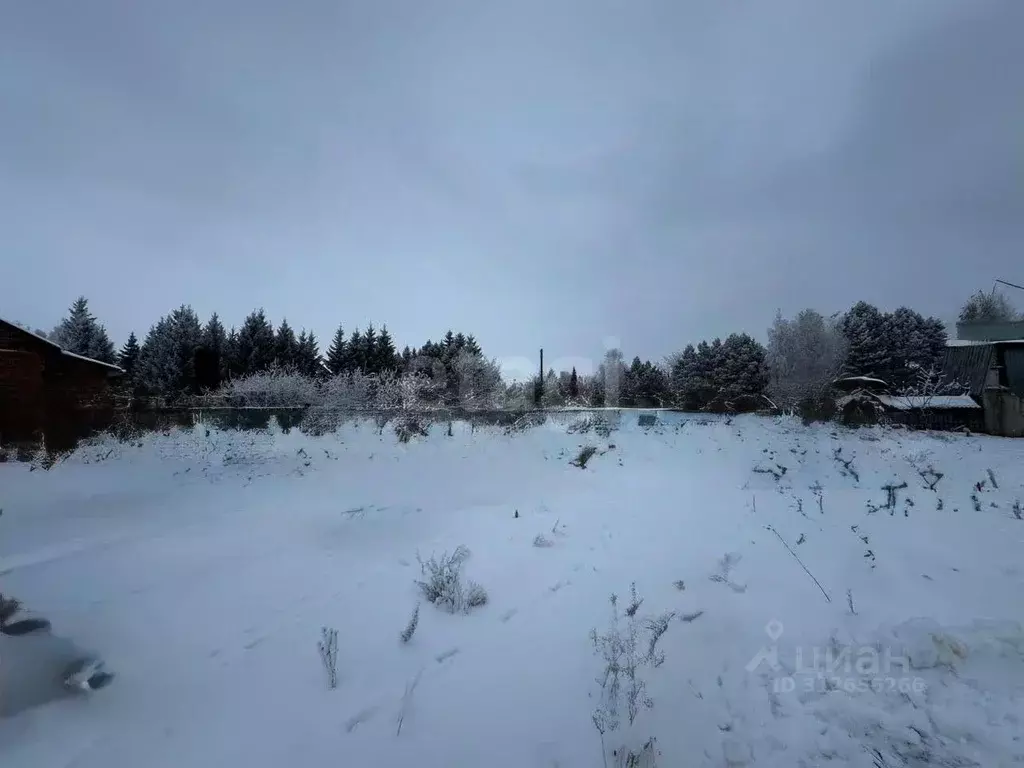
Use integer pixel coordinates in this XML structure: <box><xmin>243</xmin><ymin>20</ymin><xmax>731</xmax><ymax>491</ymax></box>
<box><xmin>2</xmin><ymin>412</ymin><xmax>1023</xmax><ymax>767</ymax></box>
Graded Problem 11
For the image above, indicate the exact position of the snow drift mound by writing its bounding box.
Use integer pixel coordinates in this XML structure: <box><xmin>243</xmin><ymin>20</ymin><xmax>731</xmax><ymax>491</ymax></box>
<box><xmin>751</xmin><ymin>619</ymin><xmax>1024</xmax><ymax>767</ymax></box>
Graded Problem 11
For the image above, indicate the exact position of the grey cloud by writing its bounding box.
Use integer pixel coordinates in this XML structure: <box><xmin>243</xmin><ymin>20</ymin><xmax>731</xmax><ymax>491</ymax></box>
<box><xmin>1</xmin><ymin>0</ymin><xmax>1020</xmax><ymax>365</ymax></box>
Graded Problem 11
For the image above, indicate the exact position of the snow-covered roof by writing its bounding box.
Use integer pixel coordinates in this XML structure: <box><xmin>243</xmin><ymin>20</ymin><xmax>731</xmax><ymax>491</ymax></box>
<box><xmin>0</xmin><ymin>317</ymin><xmax>123</xmax><ymax>375</ymax></box>
<box><xmin>834</xmin><ymin>375</ymin><xmax>888</xmax><ymax>385</ymax></box>
<box><xmin>60</xmin><ymin>348</ymin><xmax>124</xmax><ymax>374</ymax></box>
<box><xmin>0</xmin><ymin>317</ymin><xmax>63</xmax><ymax>351</ymax></box>
<box><xmin>874</xmin><ymin>394</ymin><xmax>979</xmax><ymax>411</ymax></box>
<box><xmin>947</xmin><ymin>338</ymin><xmax>1024</xmax><ymax>347</ymax></box>
<box><xmin>835</xmin><ymin>393</ymin><xmax>979</xmax><ymax>411</ymax></box>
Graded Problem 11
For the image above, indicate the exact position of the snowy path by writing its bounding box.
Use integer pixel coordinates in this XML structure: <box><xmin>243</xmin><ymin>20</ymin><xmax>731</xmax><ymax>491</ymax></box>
<box><xmin>1</xmin><ymin>415</ymin><xmax>1023</xmax><ymax>766</ymax></box>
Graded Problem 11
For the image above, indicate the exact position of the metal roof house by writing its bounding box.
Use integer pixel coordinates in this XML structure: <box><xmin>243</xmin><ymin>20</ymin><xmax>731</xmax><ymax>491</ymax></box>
<box><xmin>940</xmin><ymin>321</ymin><xmax>1024</xmax><ymax>436</ymax></box>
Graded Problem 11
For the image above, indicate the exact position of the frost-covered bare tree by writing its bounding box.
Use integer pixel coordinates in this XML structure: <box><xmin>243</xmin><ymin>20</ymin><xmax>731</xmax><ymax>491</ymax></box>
<box><xmin>766</xmin><ymin>309</ymin><xmax>848</xmax><ymax>410</ymax></box>
<box><xmin>599</xmin><ymin>349</ymin><xmax>626</xmax><ymax>407</ymax></box>
<box><xmin>959</xmin><ymin>290</ymin><xmax>1020</xmax><ymax>323</ymax></box>
<box><xmin>374</xmin><ymin>370</ymin><xmax>435</xmax><ymax>411</ymax></box>
<box><xmin>451</xmin><ymin>350</ymin><xmax>503</xmax><ymax>409</ymax></box>
<box><xmin>894</xmin><ymin>361</ymin><xmax>970</xmax><ymax>413</ymax></box>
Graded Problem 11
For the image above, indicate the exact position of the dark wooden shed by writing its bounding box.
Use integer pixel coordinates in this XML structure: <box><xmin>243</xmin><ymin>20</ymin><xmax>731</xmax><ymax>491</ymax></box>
<box><xmin>0</xmin><ymin>318</ymin><xmax>123</xmax><ymax>449</ymax></box>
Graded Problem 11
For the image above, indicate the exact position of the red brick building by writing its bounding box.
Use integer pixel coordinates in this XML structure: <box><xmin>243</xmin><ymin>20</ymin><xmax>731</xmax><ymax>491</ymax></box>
<box><xmin>0</xmin><ymin>318</ymin><xmax>123</xmax><ymax>447</ymax></box>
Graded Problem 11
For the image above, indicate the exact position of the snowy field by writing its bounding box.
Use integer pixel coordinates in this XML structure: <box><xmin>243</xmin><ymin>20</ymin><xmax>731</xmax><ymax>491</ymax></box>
<box><xmin>1</xmin><ymin>412</ymin><xmax>1023</xmax><ymax>767</ymax></box>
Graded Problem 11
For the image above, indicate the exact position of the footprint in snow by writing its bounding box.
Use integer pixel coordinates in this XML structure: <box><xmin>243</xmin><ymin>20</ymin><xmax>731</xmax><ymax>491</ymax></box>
<box><xmin>500</xmin><ymin>608</ymin><xmax>518</xmax><ymax>623</ymax></box>
<box><xmin>435</xmin><ymin>648</ymin><xmax>459</xmax><ymax>664</ymax></box>
<box><xmin>345</xmin><ymin>705</ymin><xmax>379</xmax><ymax>733</ymax></box>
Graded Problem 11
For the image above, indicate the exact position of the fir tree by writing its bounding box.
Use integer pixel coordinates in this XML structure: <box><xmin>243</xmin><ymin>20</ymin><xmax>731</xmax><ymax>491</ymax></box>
<box><xmin>623</xmin><ymin>358</ymin><xmax>669</xmax><ymax>408</ymax></box>
<box><xmin>235</xmin><ymin>309</ymin><xmax>276</xmax><ymax>376</ymax></box>
<box><xmin>117</xmin><ymin>332</ymin><xmax>140</xmax><ymax>378</ymax></box>
<box><xmin>569</xmin><ymin>367</ymin><xmax>580</xmax><ymax>399</ymax></box>
<box><xmin>375</xmin><ymin>325</ymin><xmax>398</xmax><ymax>373</ymax></box>
<box><xmin>223</xmin><ymin>328</ymin><xmax>239</xmax><ymax>381</ymax></box>
<box><xmin>841</xmin><ymin>301</ymin><xmax>890</xmax><ymax>380</ymax></box>
<box><xmin>362</xmin><ymin>324</ymin><xmax>378</xmax><ymax>373</ymax></box>
<box><xmin>136</xmin><ymin>305</ymin><xmax>203</xmax><ymax>396</ymax></box>
<box><xmin>169</xmin><ymin>305</ymin><xmax>204</xmax><ymax>393</ymax></box>
<box><xmin>202</xmin><ymin>313</ymin><xmax>228</xmax><ymax>385</ymax></box>
<box><xmin>52</xmin><ymin>296</ymin><xmax>116</xmax><ymax>363</ymax></box>
<box><xmin>138</xmin><ymin>317</ymin><xmax>172</xmax><ymax>395</ymax></box>
<box><xmin>325</xmin><ymin>325</ymin><xmax>347</xmax><ymax>375</ymax></box>
<box><xmin>296</xmin><ymin>330</ymin><xmax>323</xmax><ymax>377</ymax></box>
<box><xmin>348</xmin><ymin>329</ymin><xmax>364</xmax><ymax>372</ymax></box>
<box><xmin>275</xmin><ymin>319</ymin><xmax>299</xmax><ymax>370</ymax></box>
<box><xmin>715</xmin><ymin>333</ymin><xmax>769</xmax><ymax>406</ymax></box>
<box><xmin>922</xmin><ymin>317</ymin><xmax>948</xmax><ymax>370</ymax></box>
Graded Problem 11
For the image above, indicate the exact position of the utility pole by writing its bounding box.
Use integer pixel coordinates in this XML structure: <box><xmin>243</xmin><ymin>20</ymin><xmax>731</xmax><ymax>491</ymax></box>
<box><xmin>534</xmin><ymin>348</ymin><xmax>544</xmax><ymax>407</ymax></box>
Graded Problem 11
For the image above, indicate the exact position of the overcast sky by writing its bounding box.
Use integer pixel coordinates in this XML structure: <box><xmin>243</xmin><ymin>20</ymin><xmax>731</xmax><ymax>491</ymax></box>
<box><xmin>2</xmin><ymin>0</ymin><xmax>1021</xmax><ymax>378</ymax></box>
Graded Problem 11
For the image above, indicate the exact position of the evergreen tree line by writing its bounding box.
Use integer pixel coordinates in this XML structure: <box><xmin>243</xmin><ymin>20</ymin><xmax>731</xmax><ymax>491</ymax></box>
<box><xmin>42</xmin><ymin>298</ymin><xmax>497</xmax><ymax>404</ymax></box>
<box><xmin>40</xmin><ymin>287</ymin><xmax>1018</xmax><ymax>412</ymax></box>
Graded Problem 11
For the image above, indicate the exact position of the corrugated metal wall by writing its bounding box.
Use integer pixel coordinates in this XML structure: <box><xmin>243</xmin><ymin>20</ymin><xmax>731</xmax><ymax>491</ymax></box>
<box><xmin>1002</xmin><ymin>348</ymin><xmax>1024</xmax><ymax>396</ymax></box>
<box><xmin>941</xmin><ymin>345</ymin><xmax>994</xmax><ymax>396</ymax></box>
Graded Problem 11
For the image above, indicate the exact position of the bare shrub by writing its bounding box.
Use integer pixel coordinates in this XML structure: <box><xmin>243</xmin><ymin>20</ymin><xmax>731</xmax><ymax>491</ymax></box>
<box><xmin>465</xmin><ymin>582</ymin><xmax>489</xmax><ymax>608</ymax></box>
<box><xmin>395</xmin><ymin>417</ymin><xmax>430</xmax><ymax>443</ymax></box>
<box><xmin>222</xmin><ymin>367</ymin><xmax>320</xmax><ymax>408</ymax></box>
<box><xmin>572</xmin><ymin>445</ymin><xmax>599</xmax><ymax>468</ymax></box>
<box><xmin>590</xmin><ymin>583</ymin><xmax>665</xmax><ymax>768</ymax></box>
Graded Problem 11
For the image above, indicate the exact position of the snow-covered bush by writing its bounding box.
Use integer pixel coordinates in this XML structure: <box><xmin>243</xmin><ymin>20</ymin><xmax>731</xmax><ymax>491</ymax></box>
<box><xmin>320</xmin><ymin>371</ymin><xmax>375</xmax><ymax>410</ymax></box>
<box><xmin>395</xmin><ymin>417</ymin><xmax>430</xmax><ymax>443</ymax></box>
<box><xmin>415</xmin><ymin>546</ymin><xmax>488</xmax><ymax>613</ymax></box>
<box><xmin>222</xmin><ymin>367</ymin><xmax>319</xmax><ymax>408</ymax></box>
<box><xmin>375</xmin><ymin>371</ymin><xmax>436</xmax><ymax>411</ymax></box>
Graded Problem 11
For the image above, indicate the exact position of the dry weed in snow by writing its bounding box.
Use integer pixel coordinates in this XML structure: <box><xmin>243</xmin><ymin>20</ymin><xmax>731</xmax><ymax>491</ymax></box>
<box><xmin>415</xmin><ymin>546</ymin><xmax>488</xmax><ymax>613</ymax></box>
<box><xmin>399</xmin><ymin>604</ymin><xmax>420</xmax><ymax>644</ymax></box>
<box><xmin>318</xmin><ymin>626</ymin><xmax>339</xmax><ymax>690</ymax></box>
